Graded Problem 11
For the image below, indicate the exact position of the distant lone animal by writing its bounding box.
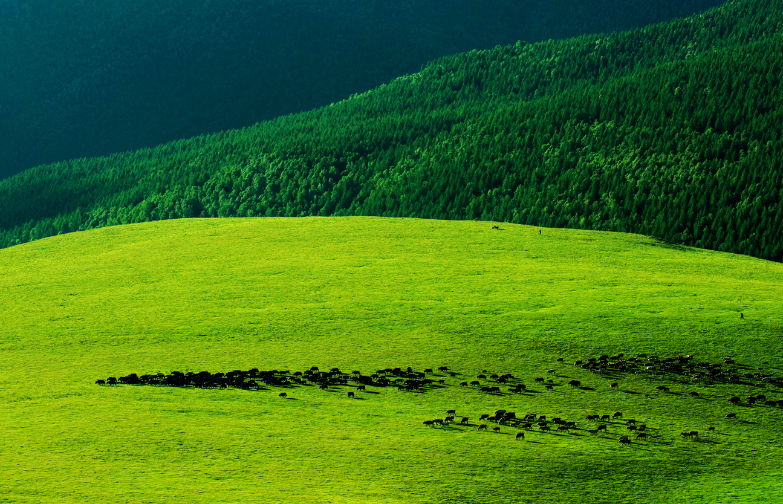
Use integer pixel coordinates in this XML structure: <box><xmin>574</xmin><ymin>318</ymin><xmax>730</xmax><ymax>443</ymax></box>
<box><xmin>740</xmin><ymin>313</ymin><xmax>744</xmax><ymax>319</ymax></box>
<box><xmin>279</xmin><ymin>392</ymin><xmax>287</xmax><ymax>398</ymax></box>
<box><xmin>708</xmin><ymin>426</ymin><xmax>715</xmax><ymax>432</ymax></box>
<box><xmin>725</xmin><ymin>413</ymin><xmax>736</xmax><ymax>418</ymax></box>
<box><xmin>515</xmin><ymin>432</ymin><xmax>524</xmax><ymax>440</ymax></box>
<box><xmin>347</xmin><ymin>392</ymin><xmax>354</xmax><ymax>398</ymax></box>
<box><xmin>568</xmin><ymin>380</ymin><xmax>581</xmax><ymax>387</ymax></box>
<box><xmin>689</xmin><ymin>391</ymin><xmax>699</xmax><ymax>397</ymax></box>
<box><xmin>492</xmin><ymin>225</ymin><xmax>499</xmax><ymax>230</ymax></box>
<box><xmin>610</xmin><ymin>382</ymin><xmax>619</xmax><ymax>389</ymax></box>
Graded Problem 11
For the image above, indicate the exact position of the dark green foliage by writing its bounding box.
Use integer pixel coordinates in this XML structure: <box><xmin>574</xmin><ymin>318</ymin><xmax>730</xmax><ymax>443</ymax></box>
<box><xmin>1</xmin><ymin>0</ymin><xmax>782</xmax><ymax>261</ymax></box>
<box><xmin>0</xmin><ymin>0</ymin><xmax>724</xmax><ymax>177</ymax></box>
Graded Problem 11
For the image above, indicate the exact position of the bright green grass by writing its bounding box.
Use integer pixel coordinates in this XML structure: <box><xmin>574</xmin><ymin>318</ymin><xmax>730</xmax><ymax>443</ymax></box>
<box><xmin>2</xmin><ymin>217</ymin><xmax>783</xmax><ymax>503</ymax></box>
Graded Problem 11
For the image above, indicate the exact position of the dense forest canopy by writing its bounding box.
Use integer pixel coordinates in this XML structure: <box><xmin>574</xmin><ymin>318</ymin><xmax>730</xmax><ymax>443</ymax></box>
<box><xmin>0</xmin><ymin>0</ymin><xmax>724</xmax><ymax>178</ymax></box>
<box><xmin>1</xmin><ymin>0</ymin><xmax>782</xmax><ymax>262</ymax></box>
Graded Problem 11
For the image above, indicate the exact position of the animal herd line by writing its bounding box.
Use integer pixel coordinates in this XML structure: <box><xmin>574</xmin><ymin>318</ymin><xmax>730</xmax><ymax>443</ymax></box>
<box><xmin>96</xmin><ymin>352</ymin><xmax>780</xmax><ymax>446</ymax></box>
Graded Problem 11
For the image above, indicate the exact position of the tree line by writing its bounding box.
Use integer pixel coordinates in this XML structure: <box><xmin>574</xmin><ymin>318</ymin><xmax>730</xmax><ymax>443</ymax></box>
<box><xmin>1</xmin><ymin>0</ymin><xmax>782</xmax><ymax>261</ymax></box>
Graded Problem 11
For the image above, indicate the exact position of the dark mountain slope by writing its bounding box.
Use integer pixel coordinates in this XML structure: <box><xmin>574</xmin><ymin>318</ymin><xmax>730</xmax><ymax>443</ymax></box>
<box><xmin>1</xmin><ymin>0</ymin><xmax>782</xmax><ymax>261</ymax></box>
<box><xmin>0</xmin><ymin>0</ymin><xmax>724</xmax><ymax>178</ymax></box>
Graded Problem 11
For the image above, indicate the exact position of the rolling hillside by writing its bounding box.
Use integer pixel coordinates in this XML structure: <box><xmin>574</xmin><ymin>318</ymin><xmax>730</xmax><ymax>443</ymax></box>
<box><xmin>1</xmin><ymin>0</ymin><xmax>782</xmax><ymax>261</ymax></box>
<box><xmin>0</xmin><ymin>0</ymin><xmax>724</xmax><ymax>176</ymax></box>
<box><xmin>1</xmin><ymin>218</ymin><xmax>782</xmax><ymax>503</ymax></box>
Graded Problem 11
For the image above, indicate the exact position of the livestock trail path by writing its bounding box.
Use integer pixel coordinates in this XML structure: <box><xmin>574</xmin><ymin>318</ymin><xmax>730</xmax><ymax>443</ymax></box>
<box><xmin>1</xmin><ymin>217</ymin><xmax>782</xmax><ymax>504</ymax></box>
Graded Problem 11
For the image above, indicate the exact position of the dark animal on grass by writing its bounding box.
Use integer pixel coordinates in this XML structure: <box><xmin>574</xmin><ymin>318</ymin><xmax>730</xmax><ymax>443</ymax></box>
<box><xmin>565</xmin><ymin>421</ymin><xmax>576</xmax><ymax>428</ymax></box>
<box><xmin>557</xmin><ymin>425</ymin><xmax>569</xmax><ymax>431</ymax></box>
<box><xmin>279</xmin><ymin>392</ymin><xmax>287</xmax><ymax>398</ymax></box>
<box><xmin>626</xmin><ymin>426</ymin><xmax>637</xmax><ymax>431</ymax></box>
<box><xmin>689</xmin><ymin>391</ymin><xmax>699</xmax><ymax>397</ymax></box>
<box><xmin>655</xmin><ymin>386</ymin><xmax>669</xmax><ymax>392</ymax></box>
<box><xmin>493</xmin><ymin>426</ymin><xmax>501</xmax><ymax>432</ymax></box>
<box><xmin>586</xmin><ymin>415</ymin><xmax>598</xmax><ymax>421</ymax></box>
<box><xmin>610</xmin><ymin>382</ymin><xmax>619</xmax><ymax>389</ymax></box>
<box><xmin>446</xmin><ymin>409</ymin><xmax>456</xmax><ymax>415</ymax></box>
<box><xmin>588</xmin><ymin>429</ymin><xmax>599</xmax><ymax>434</ymax></box>
<box><xmin>626</xmin><ymin>419</ymin><xmax>636</xmax><ymax>425</ymax></box>
<box><xmin>600</xmin><ymin>414</ymin><xmax>611</xmax><ymax>422</ymax></box>
<box><xmin>557</xmin><ymin>358</ymin><xmax>564</xmax><ymax>362</ymax></box>
<box><xmin>423</xmin><ymin>420</ymin><xmax>433</xmax><ymax>426</ymax></box>
<box><xmin>460</xmin><ymin>417</ymin><xmax>469</xmax><ymax>424</ymax></box>
<box><xmin>424</xmin><ymin>369</ymin><xmax>433</xmax><ymax>374</ymax></box>
<box><xmin>95</xmin><ymin>379</ymin><xmax>106</xmax><ymax>385</ymax></box>
<box><xmin>568</xmin><ymin>380</ymin><xmax>581</xmax><ymax>387</ymax></box>
<box><xmin>445</xmin><ymin>416</ymin><xmax>455</xmax><ymax>423</ymax></box>
<box><xmin>460</xmin><ymin>382</ymin><xmax>468</xmax><ymax>387</ymax></box>
<box><xmin>347</xmin><ymin>392</ymin><xmax>355</xmax><ymax>398</ymax></box>
<box><xmin>613</xmin><ymin>412</ymin><xmax>622</xmax><ymax>419</ymax></box>
<box><xmin>438</xmin><ymin>366</ymin><xmax>449</xmax><ymax>371</ymax></box>
<box><xmin>477</xmin><ymin>374</ymin><xmax>487</xmax><ymax>379</ymax></box>
<box><xmin>619</xmin><ymin>438</ymin><xmax>631</xmax><ymax>446</ymax></box>
<box><xmin>470</xmin><ymin>381</ymin><xmax>481</xmax><ymax>386</ymax></box>
<box><xmin>477</xmin><ymin>424</ymin><xmax>488</xmax><ymax>431</ymax></box>
<box><xmin>107</xmin><ymin>377</ymin><xmax>117</xmax><ymax>385</ymax></box>
<box><xmin>521</xmin><ymin>423</ymin><xmax>532</xmax><ymax>429</ymax></box>
<box><xmin>689</xmin><ymin>431</ymin><xmax>698</xmax><ymax>437</ymax></box>
<box><xmin>766</xmin><ymin>400</ymin><xmax>778</xmax><ymax>407</ymax></box>
<box><xmin>708</xmin><ymin>426</ymin><xmax>715</xmax><ymax>432</ymax></box>
<box><xmin>545</xmin><ymin>385</ymin><xmax>553</xmax><ymax>390</ymax></box>
<box><xmin>636</xmin><ymin>432</ymin><xmax>647</xmax><ymax>440</ymax></box>
<box><xmin>638</xmin><ymin>424</ymin><xmax>646</xmax><ymax>431</ymax></box>
<box><xmin>725</xmin><ymin>413</ymin><xmax>736</xmax><ymax>418</ymax></box>
<box><xmin>480</xmin><ymin>414</ymin><xmax>490</xmax><ymax>421</ymax></box>
<box><xmin>539</xmin><ymin>426</ymin><xmax>550</xmax><ymax>432</ymax></box>
<box><xmin>516</xmin><ymin>432</ymin><xmax>525</xmax><ymax>440</ymax></box>
<box><xmin>597</xmin><ymin>425</ymin><xmax>607</xmax><ymax>431</ymax></box>
<box><xmin>535</xmin><ymin>377</ymin><xmax>544</xmax><ymax>382</ymax></box>
<box><xmin>538</xmin><ymin>415</ymin><xmax>546</xmax><ymax>422</ymax></box>
<box><xmin>357</xmin><ymin>385</ymin><xmax>366</xmax><ymax>391</ymax></box>
<box><xmin>488</xmin><ymin>386</ymin><xmax>501</xmax><ymax>393</ymax></box>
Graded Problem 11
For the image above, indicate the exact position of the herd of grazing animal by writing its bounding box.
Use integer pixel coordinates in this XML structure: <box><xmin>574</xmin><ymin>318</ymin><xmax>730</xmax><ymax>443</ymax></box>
<box><xmin>98</xmin><ymin>351</ymin><xmax>778</xmax><ymax>447</ymax></box>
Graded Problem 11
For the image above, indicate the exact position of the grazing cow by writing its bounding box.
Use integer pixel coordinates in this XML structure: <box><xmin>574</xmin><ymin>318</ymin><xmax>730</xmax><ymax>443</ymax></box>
<box><xmin>655</xmin><ymin>386</ymin><xmax>670</xmax><ymax>392</ymax></box>
<box><xmin>638</xmin><ymin>424</ymin><xmax>646</xmax><ymax>431</ymax></box>
<box><xmin>493</xmin><ymin>427</ymin><xmax>501</xmax><ymax>432</ymax></box>
<box><xmin>689</xmin><ymin>391</ymin><xmax>699</xmax><ymax>397</ymax></box>
<box><xmin>765</xmin><ymin>400</ymin><xmax>778</xmax><ymax>407</ymax></box>
<box><xmin>557</xmin><ymin>358</ymin><xmax>564</xmax><ymax>362</ymax></box>
<box><xmin>565</xmin><ymin>421</ymin><xmax>576</xmax><ymax>428</ymax></box>
<box><xmin>708</xmin><ymin>426</ymin><xmax>715</xmax><ymax>432</ymax></box>
<box><xmin>588</xmin><ymin>429</ymin><xmax>599</xmax><ymax>435</ymax></box>
<box><xmin>446</xmin><ymin>409</ymin><xmax>456</xmax><ymax>415</ymax></box>
<box><xmin>680</xmin><ymin>432</ymin><xmax>693</xmax><ymax>439</ymax></box>
<box><xmin>535</xmin><ymin>377</ymin><xmax>544</xmax><ymax>383</ymax></box>
<box><xmin>725</xmin><ymin>413</ymin><xmax>736</xmax><ymax>418</ymax></box>
<box><xmin>597</xmin><ymin>425</ymin><xmax>607</xmax><ymax>431</ymax></box>
<box><xmin>470</xmin><ymin>381</ymin><xmax>481</xmax><ymax>386</ymax></box>
<box><xmin>107</xmin><ymin>377</ymin><xmax>117</xmax><ymax>385</ymax></box>
<box><xmin>610</xmin><ymin>382</ymin><xmax>619</xmax><ymax>389</ymax></box>
<box><xmin>95</xmin><ymin>379</ymin><xmax>106</xmax><ymax>385</ymax></box>
<box><xmin>357</xmin><ymin>385</ymin><xmax>366</xmax><ymax>391</ymax></box>
<box><xmin>480</xmin><ymin>414</ymin><xmax>490</xmax><ymax>421</ymax></box>
<box><xmin>515</xmin><ymin>432</ymin><xmax>525</xmax><ymax>440</ymax></box>
<box><xmin>586</xmin><ymin>415</ymin><xmax>598</xmax><ymax>421</ymax></box>
<box><xmin>423</xmin><ymin>420</ymin><xmax>434</xmax><ymax>426</ymax></box>
<box><xmin>445</xmin><ymin>416</ymin><xmax>455</xmax><ymax>423</ymax></box>
<box><xmin>557</xmin><ymin>425</ymin><xmax>569</xmax><ymax>431</ymax></box>
<box><xmin>689</xmin><ymin>431</ymin><xmax>698</xmax><ymax>437</ymax></box>
<box><xmin>539</xmin><ymin>426</ymin><xmax>550</xmax><ymax>432</ymax></box>
<box><xmin>438</xmin><ymin>366</ymin><xmax>449</xmax><ymax>371</ymax></box>
<box><xmin>477</xmin><ymin>424</ymin><xmax>488</xmax><ymax>431</ymax></box>
<box><xmin>460</xmin><ymin>417</ymin><xmax>469</xmax><ymax>424</ymax></box>
<box><xmin>424</xmin><ymin>369</ymin><xmax>433</xmax><ymax>374</ymax></box>
<box><xmin>626</xmin><ymin>419</ymin><xmax>636</xmax><ymax>425</ymax></box>
<box><xmin>545</xmin><ymin>385</ymin><xmax>553</xmax><ymax>390</ymax></box>
<box><xmin>613</xmin><ymin>412</ymin><xmax>623</xmax><ymax>419</ymax></box>
<box><xmin>347</xmin><ymin>392</ymin><xmax>355</xmax><ymax>398</ymax></box>
<box><xmin>600</xmin><ymin>414</ymin><xmax>611</xmax><ymax>422</ymax></box>
<box><xmin>538</xmin><ymin>415</ymin><xmax>546</xmax><ymax>422</ymax></box>
<box><xmin>618</xmin><ymin>438</ymin><xmax>631</xmax><ymax>446</ymax></box>
<box><xmin>547</xmin><ymin>369</ymin><xmax>555</xmax><ymax>374</ymax></box>
<box><xmin>626</xmin><ymin>426</ymin><xmax>637</xmax><ymax>431</ymax></box>
<box><xmin>636</xmin><ymin>432</ymin><xmax>647</xmax><ymax>440</ymax></box>
<box><xmin>521</xmin><ymin>423</ymin><xmax>532</xmax><ymax>429</ymax></box>
<box><xmin>279</xmin><ymin>392</ymin><xmax>287</xmax><ymax>398</ymax></box>
<box><xmin>568</xmin><ymin>380</ymin><xmax>581</xmax><ymax>387</ymax></box>
<box><xmin>729</xmin><ymin>396</ymin><xmax>741</xmax><ymax>404</ymax></box>
<box><xmin>477</xmin><ymin>374</ymin><xmax>487</xmax><ymax>379</ymax></box>
<box><xmin>460</xmin><ymin>382</ymin><xmax>468</xmax><ymax>387</ymax></box>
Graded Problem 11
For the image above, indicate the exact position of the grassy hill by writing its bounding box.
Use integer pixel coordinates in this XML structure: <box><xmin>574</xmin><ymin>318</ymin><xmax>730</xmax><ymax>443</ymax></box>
<box><xmin>1</xmin><ymin>0</ymin><xmax>782</xmax><ymax>262</ymax></box>
<box><xmin>2</xmin><ymin>218</ymin><xmax>783</xmax><ymax>503</ymax></box>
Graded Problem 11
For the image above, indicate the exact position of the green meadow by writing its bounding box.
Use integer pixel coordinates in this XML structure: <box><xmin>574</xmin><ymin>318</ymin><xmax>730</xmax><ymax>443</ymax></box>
<box><xmin>2</xmin><ymin>217</ymin><xmax>782</xmax><ymax>503</ymax></box>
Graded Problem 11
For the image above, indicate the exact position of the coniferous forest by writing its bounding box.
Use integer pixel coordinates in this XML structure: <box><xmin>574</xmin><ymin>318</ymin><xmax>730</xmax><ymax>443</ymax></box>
<box><xmin>2</xmin><ymin>0</ymin><xmax>782</xmax><ymax>261</ymax></box>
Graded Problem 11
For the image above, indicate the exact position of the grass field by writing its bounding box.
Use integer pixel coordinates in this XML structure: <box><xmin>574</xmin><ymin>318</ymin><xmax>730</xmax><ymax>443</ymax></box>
<box><xmin>1</xmin><ymin>217</ymin><xmax>782</xmax><ymax>503</ymax></box>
